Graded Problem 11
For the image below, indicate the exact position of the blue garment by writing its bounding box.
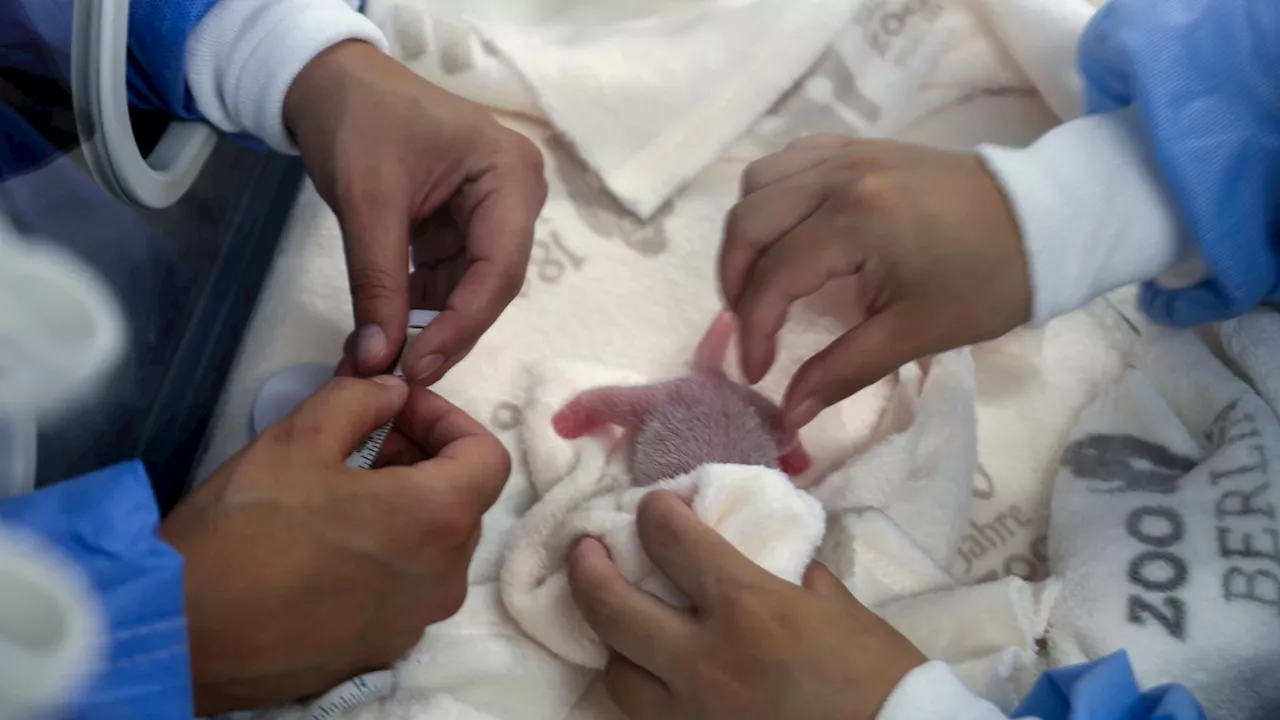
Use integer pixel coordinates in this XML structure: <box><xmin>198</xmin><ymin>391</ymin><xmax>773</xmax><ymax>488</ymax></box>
<box><xmin>12</xmin><ymin>0</ymin><xmax>218</xmax><ymax>118</ymax></box>
<box><xmin>1077</xmin><ymin>0</ymin><xmax>1280</xmax><ymax>327</ymax></box>
<box><xmin>1015</xmin><ymin>652</ymin><xmax>1206</xmax><ymax>720</ymax></box>
<box><xmin>16</xmin><ymin>0</ymin><xmax>367</xmax><ymax>120</ymax></box>
<box><xmin>0</xmin><ymin>461</ymin><xmax>192</xmax><ymax>718</ymax></box>
<box><xmin>13</xmin><ymin>0</ymin><xmax>369</xmax><ymax>154</ymax></box>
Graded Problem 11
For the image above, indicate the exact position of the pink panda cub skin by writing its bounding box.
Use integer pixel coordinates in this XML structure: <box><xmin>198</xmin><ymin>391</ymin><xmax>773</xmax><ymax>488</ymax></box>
<box><xmin>552</xmin><ymin>311</ymin><xmax>813</xmax><ymax>486</ymax></box>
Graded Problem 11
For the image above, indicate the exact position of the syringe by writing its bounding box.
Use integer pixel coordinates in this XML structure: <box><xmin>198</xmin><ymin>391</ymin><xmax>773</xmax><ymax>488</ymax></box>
<box><xmin>344</xmin><ymin>309</ymin><xmax>439</xmax><ymax>469</ymax></box>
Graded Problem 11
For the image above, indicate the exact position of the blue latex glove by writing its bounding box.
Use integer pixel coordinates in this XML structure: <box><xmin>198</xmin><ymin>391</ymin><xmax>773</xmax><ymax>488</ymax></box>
<box><xmin>1016</xmin><ymin>652</ymin><xmax>1206</xmax><ymax>720</ymax></box>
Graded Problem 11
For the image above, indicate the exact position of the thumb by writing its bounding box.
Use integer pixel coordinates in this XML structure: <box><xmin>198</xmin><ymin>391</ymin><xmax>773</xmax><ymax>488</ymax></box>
<box><xmin>339</xmin><ymin>201</ymin><xmax>412</xmax><ymax>376</ymax></box>
<box><xmin>281</xmin><ymin>376</ymin><xmax>410</xmax><ymax>458</ymax></box>
<box><xmin>783</xmin><ymin>305</ymin><xmax>929</xmax><ymax>429</ymax></box>
<box><xmin>802</xmin><ymin>561</ymin><xmax>854</xmax><ymax>600</ymax></box>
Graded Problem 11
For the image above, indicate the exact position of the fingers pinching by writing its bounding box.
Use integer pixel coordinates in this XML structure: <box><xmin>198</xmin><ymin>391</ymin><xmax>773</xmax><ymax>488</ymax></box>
<box><xmin>400</xmin><ymin>389</ymin><xmax>510</xmax><ymax>515</ymax></box>
<box><xmin>400</xmin><ymin>138</ymin><xmax>545</xmax><ymax>385</ymax></box>
<box><xmin>280</xmin><ymin>376</ymin><xmax>409</xmax><ymax>458</ymax></box>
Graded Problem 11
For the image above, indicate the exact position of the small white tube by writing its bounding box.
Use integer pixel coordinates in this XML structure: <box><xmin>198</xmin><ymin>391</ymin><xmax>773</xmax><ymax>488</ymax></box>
<box><xmin>302</xmin><ymin>670</ymin><xmax>395</xmax><ymax>720</ymax></box>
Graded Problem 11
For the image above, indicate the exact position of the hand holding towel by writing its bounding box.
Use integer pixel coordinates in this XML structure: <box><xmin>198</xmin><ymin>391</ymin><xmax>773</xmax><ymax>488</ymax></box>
<box><xmin>500</xmin><ymin>359</ymin><xmax>827</xmax><ymax>668</ymax></box>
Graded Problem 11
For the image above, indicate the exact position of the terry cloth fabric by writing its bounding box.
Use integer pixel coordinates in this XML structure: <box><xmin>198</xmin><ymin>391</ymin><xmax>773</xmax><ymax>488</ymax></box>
<box><xmin>499</xmin><ymin>360</ymin><xmax>826</xmax><ymax>667</ymax></box>
<box><xmin>362</xmin><ymin>0</ymin><xmax>955</xmax><ymax>219</ymax></box>
<box><xmin>1042</xmin><ymin>321</ymin><xmax>1280</xmax><ymax>720</ymax></box>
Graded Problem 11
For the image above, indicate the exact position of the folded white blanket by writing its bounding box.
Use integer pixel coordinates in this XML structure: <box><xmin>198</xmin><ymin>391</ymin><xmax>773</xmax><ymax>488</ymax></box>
<box><xmin>364</xmin><ymin>0</ymin><xmax>860</xmax><ymax>219</ymax></box>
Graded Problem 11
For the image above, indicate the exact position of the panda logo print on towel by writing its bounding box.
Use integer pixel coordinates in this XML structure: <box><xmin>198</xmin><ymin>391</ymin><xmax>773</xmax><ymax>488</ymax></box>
<box><xmin>1062</xmin><ymin>434</ymin><xmax>1198</xmax><ymax>496</ymax></box>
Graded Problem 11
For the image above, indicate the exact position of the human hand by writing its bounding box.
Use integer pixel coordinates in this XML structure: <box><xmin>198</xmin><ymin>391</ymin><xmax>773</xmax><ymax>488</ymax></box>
<box><xmin>568</xmin><ymin>491</ymin><xmax>926</xmax><ymax>720</ymax></box>
<box><xmin>721</xmin><ymin>135</ymin><xmax>1030</xmax><ymax>429</ymax></box>
<box><xmin>283</xmin><ymin>41</ymin><xmax>547</xmax><ymax>383</ymax></box>
<box><xmin>160</xmin><ymin>376</ymin><xmax>509</xmax><ymax>714</ymax></box>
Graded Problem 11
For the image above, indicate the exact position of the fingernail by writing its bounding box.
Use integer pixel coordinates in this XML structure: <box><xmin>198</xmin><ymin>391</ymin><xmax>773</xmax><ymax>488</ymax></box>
<box><xmin>371</xmin><ymin>374</ymin><xmax>404</xmax><ymax>387</ymax></box>
<box><xmin>406</xmin><ymin>353</ymin><xmax>444</xmax><ymax>382</ymax></box>
<box><xmin>574</xmin><ymin>537</ymin><xmax>611</xmax><ymax>561</ymax></box>
<box><xmin>787</xmin><ymin>398</ymin><xmax>823</xmax><ymax>429</ymax></box>
<box><xmin>356</xmin><ymin>324</ymin><xmax>387</xmax><ymax>370</ymax></box>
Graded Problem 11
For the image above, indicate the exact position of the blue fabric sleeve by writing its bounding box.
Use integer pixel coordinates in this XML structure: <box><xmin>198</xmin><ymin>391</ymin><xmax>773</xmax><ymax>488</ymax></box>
<box><xmin>13</xmin><ymin>0</ymin><xmax>212</xmax><ymax>116</ymax></box>
<box><xmin>1076</xmin><ymin>0</ymin><xmax>1280</xmax><ymax>326</ymax></box>
<box><xmin>0</xmin><ymin>461</ymin><xmax>193</xmax><ymax>718</ymax></box>
<box><xmin>1014</xmin><ymin>652</ymin><xmax>1206</xmax><ymax>720</ymax></box>
<box><xmin>126</xmin><ymin>0</ymin><xmax>222</xmax><ymax>119</ymax></box>
<box><xmin>127</xmin><ymin>0</ymin><xmax>370</xmax><ymax>121</ymax></box>
<box><xmin>13</xmin><ymin>0</ymin><xmax>217</xmax><ymax>118</ymax></box>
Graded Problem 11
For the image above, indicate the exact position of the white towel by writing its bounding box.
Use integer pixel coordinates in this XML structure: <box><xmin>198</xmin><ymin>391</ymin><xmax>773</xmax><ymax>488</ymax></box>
<box><xmin>954</xmin><ymin>301</ymin><xmax>1137</xmax><ymax>585</ymax></box>
<box><xmin>1216</xmin><ymin>309</ymin><xmax>1280</xmax><ymax>414</ymax></box>
<box><xmin>962</xmin><ymin>0</ymin><xmax>1095</xmax><ymax>121</ymax></box>
<box><xmin>364</xmin><ymin>0</ymin><xmax>861</xmax><ymax>219</ymax></box>
<box><xmin>1042</xmin><ymin>324</ymin><xmax>1280</xmax><ymax>720</ymax></box>
<box><xmin>876</xmin><ymin>576</ymin><xmax>1053</xmax><ymax>712</ymax></box>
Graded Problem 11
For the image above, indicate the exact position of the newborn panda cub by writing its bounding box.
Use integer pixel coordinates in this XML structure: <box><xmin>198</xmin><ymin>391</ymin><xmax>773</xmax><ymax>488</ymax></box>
<box><xmin>552</xmin><ymin>311</ymin><xmax>812</xmax><ymax>485</ymax></box>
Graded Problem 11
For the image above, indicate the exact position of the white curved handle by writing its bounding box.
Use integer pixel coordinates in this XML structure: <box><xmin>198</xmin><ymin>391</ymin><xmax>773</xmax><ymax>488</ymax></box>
<box><xmin>71</xmin><ymin>0</ymin><xmax>217</xmax><ymax>209</ymax></box>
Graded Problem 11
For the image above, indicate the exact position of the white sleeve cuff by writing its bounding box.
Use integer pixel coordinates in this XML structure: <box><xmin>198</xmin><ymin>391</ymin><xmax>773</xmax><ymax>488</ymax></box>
<box><xmin>977</xmin><ymin>107</ymin><xmax>1198</xmax><ymax>326</ymax></box>
<box><xmin>185</xmin><ymin>0</ymin><xmax>390</xmax><ymax>154</ymax></box>
<box><xmin>877</xmin><ymin>661</ymin><xmax>1017</xmax><ymax>720</ymax></box>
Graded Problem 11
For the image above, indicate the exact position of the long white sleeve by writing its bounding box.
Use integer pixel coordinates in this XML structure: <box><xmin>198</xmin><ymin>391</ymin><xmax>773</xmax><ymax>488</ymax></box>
<box><xmin>184</xmin><ymin>0</ymin><xmax>390</xmax><ymax>154</ymax></box>
<box><xmin>977</xmin><ymin>107</ymin><xmax>1201</xmax><ymax>326</ymax></box>
<box><xmin>877</xmin><ymin>662</ymin><xmax>1030</xmax><ymax>720</ymax></box>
